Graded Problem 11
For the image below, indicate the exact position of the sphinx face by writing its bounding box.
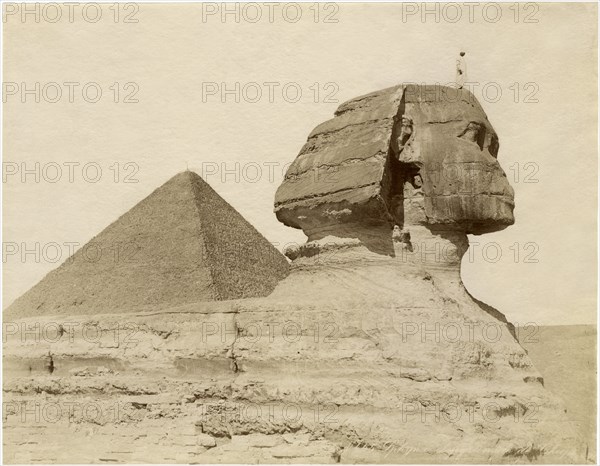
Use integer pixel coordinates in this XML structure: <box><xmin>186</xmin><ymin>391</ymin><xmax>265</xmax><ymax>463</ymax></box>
<box><xmin>396</xmin><ymin>85</ymin><xmax>515</xmax><ymax>234</ymax></box>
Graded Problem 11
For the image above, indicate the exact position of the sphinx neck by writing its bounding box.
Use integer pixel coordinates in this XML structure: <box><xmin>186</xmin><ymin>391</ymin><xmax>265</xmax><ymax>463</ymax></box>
<box><xmin>289</xmin><ymin>223</ymin><xmax>469</xmax><ymax>274</ymax></box>
<box><xmin>394</xmin><ymin>224</ymin><xmax>468</xmax><ymax>271</ymax></box>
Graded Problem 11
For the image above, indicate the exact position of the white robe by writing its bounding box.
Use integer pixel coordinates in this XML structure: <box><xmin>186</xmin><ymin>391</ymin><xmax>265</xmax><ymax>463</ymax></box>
<box><xmin>456</xmin><ymin>56</ymin><xmax>467</xmax><ymax>88</ymax></box>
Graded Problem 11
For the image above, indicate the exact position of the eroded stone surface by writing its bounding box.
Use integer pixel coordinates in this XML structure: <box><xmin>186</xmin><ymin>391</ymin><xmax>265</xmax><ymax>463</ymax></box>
<box><xmin>3</xmin><ymin>237</ymin><xmax>586</xmax><ymax>462</ymax></box>
<box><xmin>274</xmin><ymin>85</ymin><xmax>514</xmax><ymax>239</ymax></box>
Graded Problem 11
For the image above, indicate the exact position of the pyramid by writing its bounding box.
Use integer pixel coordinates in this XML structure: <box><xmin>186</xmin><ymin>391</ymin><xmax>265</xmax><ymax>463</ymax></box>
<box><xmin>5</xmin><ymin>171</ymin><xmax>289</xmax><ymax>319</ymax></box>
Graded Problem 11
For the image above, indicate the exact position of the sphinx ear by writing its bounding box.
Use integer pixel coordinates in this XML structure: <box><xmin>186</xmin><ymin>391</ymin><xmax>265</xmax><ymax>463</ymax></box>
<box><xmin>457</xmin><ymin>122</ymin><xmax>485</xmax><ymax>150</ymax></box>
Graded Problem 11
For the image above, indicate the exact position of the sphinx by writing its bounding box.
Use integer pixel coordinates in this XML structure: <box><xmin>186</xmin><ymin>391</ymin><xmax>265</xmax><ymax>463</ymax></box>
<box><xmin>3</xmin><ymin>85</ymin><xmax>585</xmax><ymax>464</ymax></box>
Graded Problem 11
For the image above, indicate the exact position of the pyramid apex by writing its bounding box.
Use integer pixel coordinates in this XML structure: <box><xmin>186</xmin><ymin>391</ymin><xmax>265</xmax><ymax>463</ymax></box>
<box><xmin>169</xmin><ymin>170</ymin><xmax>195</xmax><ymax>180</ymax></box>
<box><xmin>166</xmin><ymin>170</ymin><xmax>205</xmax><ymax>184</ymax></box>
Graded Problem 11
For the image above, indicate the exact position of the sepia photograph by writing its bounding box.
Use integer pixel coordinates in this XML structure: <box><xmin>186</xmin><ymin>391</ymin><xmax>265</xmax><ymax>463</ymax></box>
<box><xmin>2</xmin><ymin>1</ymin><xmax>598</xmax><ymax>464</ymax></box>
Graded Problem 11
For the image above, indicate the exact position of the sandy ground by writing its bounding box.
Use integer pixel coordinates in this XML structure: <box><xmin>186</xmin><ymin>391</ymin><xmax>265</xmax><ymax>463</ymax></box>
<box><xmin>518</xmin><ymin>324</ymin><xmax>597</xmax><ymax>463</ymax></box>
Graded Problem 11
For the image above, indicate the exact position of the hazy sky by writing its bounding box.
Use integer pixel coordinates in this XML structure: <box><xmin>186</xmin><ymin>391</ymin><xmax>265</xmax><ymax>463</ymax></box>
<box><xmin>3</xmin><ymin>2</ymin><xmax>597</xmax><ymax>325</ymax></box>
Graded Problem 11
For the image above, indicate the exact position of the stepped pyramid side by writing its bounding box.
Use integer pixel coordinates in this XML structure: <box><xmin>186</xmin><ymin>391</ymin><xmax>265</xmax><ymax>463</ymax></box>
<box><xmin>5</xmin><ymin>171</ymin><xmax>289</xmax><ymax>319</ymax></box>
<box><xmin>187</xmin><ymin>171</ymin><xmax>290</xmax><ymax>300</ymax></box>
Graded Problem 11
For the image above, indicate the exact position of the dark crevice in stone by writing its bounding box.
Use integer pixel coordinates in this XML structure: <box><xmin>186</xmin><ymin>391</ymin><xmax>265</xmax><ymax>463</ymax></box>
<box><xmin>383</xmin><ymin>91</ymin><xmax>407</xmax><ymax>226</ymax></box>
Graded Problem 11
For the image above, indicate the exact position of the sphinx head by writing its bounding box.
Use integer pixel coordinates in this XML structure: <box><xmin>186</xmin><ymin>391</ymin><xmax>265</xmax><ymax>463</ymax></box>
<box><xmin>274</xmin><ymin>84</ymin><xmax>514</xmax><ymax>243</ymax></box>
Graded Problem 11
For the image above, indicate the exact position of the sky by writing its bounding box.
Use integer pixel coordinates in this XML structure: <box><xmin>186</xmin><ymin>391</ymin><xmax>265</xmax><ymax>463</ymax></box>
<box><xmin>3</xmin><ymin>2</ymin><xmax>598</xmax><ymax>325</ymax></box>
